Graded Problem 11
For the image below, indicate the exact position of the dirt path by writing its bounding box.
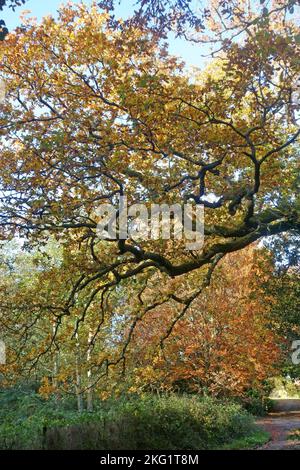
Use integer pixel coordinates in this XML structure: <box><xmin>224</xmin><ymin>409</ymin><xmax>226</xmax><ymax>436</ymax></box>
<box><xmin>256</xmin><ymin>412</ymin><xmax>300</xmax><ymax>450</ymax></box>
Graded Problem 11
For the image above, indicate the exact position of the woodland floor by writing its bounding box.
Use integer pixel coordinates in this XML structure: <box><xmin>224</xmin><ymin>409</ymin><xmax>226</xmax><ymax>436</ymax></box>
<box><xmin>256</xmin><ymin>412</ymin><xmax>300</xmax><ymax>450</ymax></box>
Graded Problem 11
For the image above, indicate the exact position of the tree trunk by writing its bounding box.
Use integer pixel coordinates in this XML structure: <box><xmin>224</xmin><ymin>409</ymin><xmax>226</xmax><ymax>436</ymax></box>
<box><xmin>86</xmin><ymin>329</ymin><xmax>93</xmax><ymax>412</ymax></box>
<box><xmin>75</xmin><ymin>333</ymin><xmax>84</xmax><ymax>413</ymax></box>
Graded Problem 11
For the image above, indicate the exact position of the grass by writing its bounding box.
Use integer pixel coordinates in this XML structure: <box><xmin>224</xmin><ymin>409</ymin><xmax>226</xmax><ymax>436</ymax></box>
<box><xmin>215</xmin><ymin>429</ymin><xmax>270</xmax><ymax>450</ymax></box>
<box><xmin>288</xmin><ymin>429</ymin><xmax>300</xmax><ymax>440</ymax></box>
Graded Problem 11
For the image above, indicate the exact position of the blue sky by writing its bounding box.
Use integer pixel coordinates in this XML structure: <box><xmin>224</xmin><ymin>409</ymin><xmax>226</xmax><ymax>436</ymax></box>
<box><xmin>1</xmin><ymin>0</ymin><xmax>209</xmax><ymax>69</ymax></box>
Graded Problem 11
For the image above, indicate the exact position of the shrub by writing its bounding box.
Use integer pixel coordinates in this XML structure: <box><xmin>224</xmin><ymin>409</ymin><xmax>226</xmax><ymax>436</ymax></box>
<box><xmin>241</xmin><ymin>388</ymin><xmax>273</xmax><ymax>416</ymax></box>
<box><xmin>0</xmin><ymin>390</ymin><xmax>258</xmax><ymax>450</ymax></box>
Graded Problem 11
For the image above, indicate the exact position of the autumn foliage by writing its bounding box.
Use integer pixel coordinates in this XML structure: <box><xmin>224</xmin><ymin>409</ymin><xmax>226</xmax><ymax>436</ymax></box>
<box><xmin>0</xmin><ymin>2</ymin><xmax>298</xmax><ymax>408</ymax></box>
<box><xmin>125</xmin><ymin>247</ymin><xmax>283</xmax><ymax>397</ymax></box>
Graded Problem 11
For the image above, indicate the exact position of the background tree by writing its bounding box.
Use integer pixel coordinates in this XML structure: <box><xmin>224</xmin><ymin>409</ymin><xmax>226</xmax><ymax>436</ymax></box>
<box><xmin>0</xmin><ymin>241</ymin><xmax>285</xmax><ymax>405</ymax></box>
<box><xmin>265</xmin><ymin>265</ymin><xmax>300</xmax><ymax>379</ymax></box>
<box><xmin>124</xmin><ymin>246</ymin><xmax>283</xmax><ymax>397</ymax></box>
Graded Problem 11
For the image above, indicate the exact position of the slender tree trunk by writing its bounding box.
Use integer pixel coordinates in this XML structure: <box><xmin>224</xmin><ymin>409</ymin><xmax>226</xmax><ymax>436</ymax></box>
<box><xmin>86</xmin><ymin>329</ymin><xmax>93</xmax><ymax>412</ymax></box>
<box><xmin>52</xmin><ymin>322</ymin><xmax>60</xmax><ymax>407</ymax></box>
<box><xmin>75</xmin><ymin>333</ymin><xmax>84</xmax><ymax>413</ymax></box>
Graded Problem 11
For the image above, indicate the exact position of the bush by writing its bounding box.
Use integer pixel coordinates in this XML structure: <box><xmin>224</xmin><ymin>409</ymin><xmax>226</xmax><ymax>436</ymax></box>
<box><xmin>240</xmin><ymin>381</ymin><xmax>272</xmax><ymax>416</ymax></box>
<box><xmin>0</xmin><ymin>390</ymin><xmax>259</xmax><ymax>450</ymax></box>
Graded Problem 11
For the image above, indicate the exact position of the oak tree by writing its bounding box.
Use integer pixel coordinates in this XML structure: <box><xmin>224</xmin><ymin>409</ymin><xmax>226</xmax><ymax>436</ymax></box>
<box><xmin>0</xmin><ymin>3</ymin><xmax>299</xmax><ymax>376</ymax></box>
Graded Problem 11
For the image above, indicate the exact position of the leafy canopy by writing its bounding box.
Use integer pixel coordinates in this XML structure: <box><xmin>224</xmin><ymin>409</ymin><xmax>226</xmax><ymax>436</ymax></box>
<box><xmin>0</xmin><ymin>2</ymin><xmax>299</xmax><ymax>379</ymax></box>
